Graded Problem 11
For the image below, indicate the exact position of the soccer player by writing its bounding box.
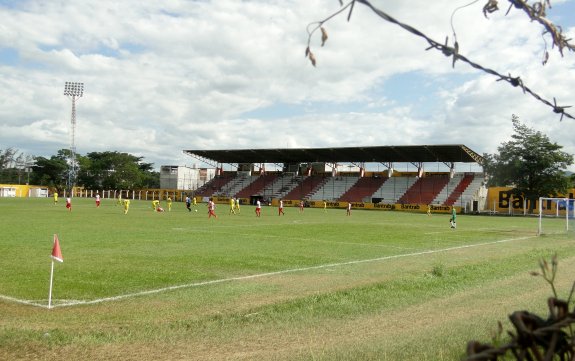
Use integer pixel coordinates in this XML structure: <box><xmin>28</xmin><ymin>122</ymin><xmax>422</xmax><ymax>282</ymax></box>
<box><xmin>278</xmin><ymin>199</ymin><xmax>285</xmax><ymax>216</ymax></box>
<box><xmin>123</xmin><ymin>199</ymin><xmax>130</xmax><ymax>214</ymax></box>
<box><xmin>95</xmin><ymin>192</ymin><xmax>101</xmax><ymax>208</ymax></box>
<box><xmin>116</xmin><ymin>193</ymin><xmax>123</xmax><ymax>206</ymax></box>
<box><xmin>53</xmin><ymin>191</ymin><xmax>58</xmax><ymax>205</ymax></box>
<box><xmin>323</xmin><ymin>200</ymin><xmax>327</xmax><ymax>213</ymax></box>
<box><xmin>193</xmin><ymin>196</ymin><xmax>198</xmax><ymax>211</ymax></box>
<box><xmin>299</xmin><ymin>200</ymin><xmax>304</xmax><ymax>213</ymax></box>
<box><xmin>255</xmin><ymin>199</ymin><xmax>262</xmax><ymax>217</ymax></box>
<box><xmin>185</xmin><ymin>196</ymin><xmax>191</xmax><ymax>212</ymax></box>
<box><xmin>208</xmin><ymin>198</ymin><xmax>217</xmax><ymax>219</ymax></box>
<box><xmin>346</xmin><ymin>202</ymin><xmax>352</xmax><ymax>216</ymax></box>
<box><xmin>450</xmin><ymin>207</ymin><xmax>457</xmax><ymax>229</ymax></box>
<box><xmin>234</xmin><ymin>198</ymin><xmax>240</xmax><ymax>214</ymax></box>
<box><xmin>65</xmin><ymin>197</ymin><xmax>72</xmax><ymax>212</ymax></box>
<box><xmin>229</xmin><ymin>197</ymin><xmax>236</xmax><ymax>215</ymax></box>
<box><xmin>152</xmin><ymin>200</ymin><xmax>160</xmax><ymax>211</ymax></box>
<box><xmin>167</xmin><ymin>197</ymin><xmax>172</xmax><ymax>212</ymax></box>
<box><xmin>427</xmin><ymin>204</ymin><xmax>432</xmax><ymax>216</ymax></box>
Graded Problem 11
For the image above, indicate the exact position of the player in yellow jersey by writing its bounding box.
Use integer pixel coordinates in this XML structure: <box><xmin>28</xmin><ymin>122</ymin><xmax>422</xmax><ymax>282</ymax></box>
<box><xmin>235</xmin><ymin>198</ymin><xmax>241</xmax><ymax>214</ymax></box>
<box><xmin>152</xmin><ymin>200</ymin><xmax>160</xmax><ymax>211</ymax></box>
<box><xmin>167</xmin><ymin>197</ymin><xmax>172</xmax><ymax>212</ymax></box>
<box><xmin>229</xmin><ymin>197</ymin><xmax>236</xmax><ymax>215</ymax></box>
<box><xmin>123</xmin><ymin>199</ymin><xmax>130</xmax><ymax>214</ymax></box>
<box><xmin>53</xmin><ymin>191</ymin><xmax>58</xmax><ymax>205</ymax></box>
<box><xmin>116</xmin><ymin>193</ymin><xmax>123</xmax><ymax>206</ymax></box>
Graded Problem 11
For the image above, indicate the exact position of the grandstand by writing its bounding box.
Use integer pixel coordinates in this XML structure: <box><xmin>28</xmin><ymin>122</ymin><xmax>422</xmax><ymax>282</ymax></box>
<box><xmin>372</xmin><ymin>176</ymin><xmax>418</xmax><ymax>204</ymax></box>
<box><xmin>398</xmin><ymin>174</ymin><xmax>451</xmax><ymax>205</ymax></box>
<box><xmin>184</xmin><ymin>145</ymin><xmax>485</xmax><ymax>209</ymax></box>
<box><xmin>235</xmin><ymin>174</ymin><xmax>278</xmax><ymax>199</ymax></box>
<box><xmin>283</xmin><ymin>175</ymin><xmax>328</xmax><ymax>201</ymax></box>
<box><xmin>336</xmin><ymin>176</ymin><xmax>387</xmax><ymax>203</ymax></box>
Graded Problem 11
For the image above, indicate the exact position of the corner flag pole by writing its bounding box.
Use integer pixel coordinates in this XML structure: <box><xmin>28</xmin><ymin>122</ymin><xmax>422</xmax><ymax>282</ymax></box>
<box><xmin>48</xmin><ymin>260</ymin><xmax>55</xmax><ymax>309</ymax></box>
<box><xmin>48</xmin><ymin>234</ymin><xmax>64</xmax><ymax>309</ymax></box>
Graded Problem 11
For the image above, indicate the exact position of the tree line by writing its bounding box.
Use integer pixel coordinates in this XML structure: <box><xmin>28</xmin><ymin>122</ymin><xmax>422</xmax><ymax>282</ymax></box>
<box><xmin>0</xmin><ymin>148</ymin><xmax>160</xmax><ymax>191</ymax></box>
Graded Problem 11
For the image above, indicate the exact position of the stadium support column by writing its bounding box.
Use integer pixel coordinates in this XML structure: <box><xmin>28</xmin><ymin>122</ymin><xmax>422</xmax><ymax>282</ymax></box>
<box><xmin>411</xmin><ymin>162</ymin><xmax>424</xmax><ymax>178</ymax></box>
<box><xmin>63</xmin><ymin>82</ymin><xmax>84</xmax><ymax>193</ymax></box>
<box><xmin>381</xmin><ymin>162</ymin><xmax>393</xmax><ymax>177</ymax></box>
<box><xmin>327</xmin><ymin>163</ymin><xmax>338</xmax><ymax>177</ymax></box>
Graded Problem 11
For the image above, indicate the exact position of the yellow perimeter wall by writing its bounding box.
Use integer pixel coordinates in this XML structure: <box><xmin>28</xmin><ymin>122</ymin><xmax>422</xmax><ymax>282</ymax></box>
<box><xmin>0</xmin><ymin>184</ymin><xmax>48</xmax><ymax>197</ymax></box>
<box><xmin>208</xmin><ymin>197</ymin><xmax>458</xmax><ymax>214</ymax></box>
<box><xmin>487</xmin><ymin>187</ymin><xmax>575</xmax><ymax>214</ymax></box>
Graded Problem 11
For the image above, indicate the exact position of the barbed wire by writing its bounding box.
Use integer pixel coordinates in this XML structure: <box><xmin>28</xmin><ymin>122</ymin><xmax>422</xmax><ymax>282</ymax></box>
<box><xmin>483</xmin><ymin>0</ymin><xmax>575</xmax><ymax>58</ymax></box>
<box><xmin>306</xmin><ymin>0</ymin><xmax>574</xmax><ymax>121</ymax></box>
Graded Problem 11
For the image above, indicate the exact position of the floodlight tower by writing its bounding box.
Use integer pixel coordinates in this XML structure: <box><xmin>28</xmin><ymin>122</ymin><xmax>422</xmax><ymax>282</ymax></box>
<box><xmin>63</xmin><ymin>82</ymin><xmax>84</xmax><ymax>192</ymax></box>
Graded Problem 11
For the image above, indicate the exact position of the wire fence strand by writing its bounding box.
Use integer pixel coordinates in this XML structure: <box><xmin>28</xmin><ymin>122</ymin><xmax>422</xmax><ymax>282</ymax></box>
<box><xmin>307</xmin><ymin>0</ymin><xmax>574</xmax><ymax>121</ymax></box>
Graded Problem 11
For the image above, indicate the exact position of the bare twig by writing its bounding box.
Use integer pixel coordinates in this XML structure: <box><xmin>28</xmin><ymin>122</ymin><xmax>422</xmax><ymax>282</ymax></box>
<box><xmin>305</xmin><ymin>0</ymin><xmax>574</xmax><ymax>121</ymax></box>
<box><xmin>465</xmin><ymin>255</ymin><xmax>575</xmax><ymax>360</ymax></box>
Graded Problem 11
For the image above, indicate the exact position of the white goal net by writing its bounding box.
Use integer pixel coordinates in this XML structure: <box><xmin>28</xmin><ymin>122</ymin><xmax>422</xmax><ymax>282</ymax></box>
<box><xmin>537</xmin><ymin>197</ymin><xmax>575</xmax><ymax>236</ymax></box>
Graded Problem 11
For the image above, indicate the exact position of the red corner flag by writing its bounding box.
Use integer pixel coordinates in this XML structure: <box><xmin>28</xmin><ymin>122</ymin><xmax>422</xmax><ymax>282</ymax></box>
<box><xmin>51</xmin><ymin>234</ymin><xmax>63</xmax><ymax>263</ymax></box>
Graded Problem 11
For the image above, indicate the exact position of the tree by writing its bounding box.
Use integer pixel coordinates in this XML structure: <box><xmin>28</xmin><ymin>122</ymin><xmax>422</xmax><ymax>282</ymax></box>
<box><xmin>0</xmin><ymin>148</ymin><xmax>17</xmax><ymax>170</ymax></box>
<box><xmin>483</xmin><ymin>115</ymin><xmax>573</xmax><ymax>212</ymax></box>
<box><xmin>0</xmin><ymin>148</ymin><xmax>35</xmax><ymax>184</ymax></box>
<box><xmin>0</xmin><ymin>148</ymin><xmax>19</xmax><ymax>183</ymax></box>
<box><xmin>30</xmin><ymin>151</ymin><xmax>69</xmax><ymax>191</ymax></box>
<box><xmin>77</xmin><ymin>151</ymin><xmax>159</xmax><ymax>189</ymax></box>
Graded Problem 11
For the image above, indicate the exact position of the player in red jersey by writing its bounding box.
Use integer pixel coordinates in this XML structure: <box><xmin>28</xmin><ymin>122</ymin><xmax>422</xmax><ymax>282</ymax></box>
<box><xmin>255</xmin><ymin>199</ymin><xmax>262</xmax><ymax>217</ymax></box>
<box><xmin>208</xmin><ymin>198</ymin><xmax>217</xmax><ymax>219</ymax></box>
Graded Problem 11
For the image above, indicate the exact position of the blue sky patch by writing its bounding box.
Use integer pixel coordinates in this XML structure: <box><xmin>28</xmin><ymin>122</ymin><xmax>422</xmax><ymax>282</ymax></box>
<box><xmin>0</xmin><ymin>47</ymin><xmax>19</xmax><ymax>66</ymax></box>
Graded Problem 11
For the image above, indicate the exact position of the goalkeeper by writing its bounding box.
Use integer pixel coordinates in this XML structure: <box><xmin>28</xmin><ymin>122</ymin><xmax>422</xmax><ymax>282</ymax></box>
<box><xmin>449</xmin><ymin>207</ymin><xmax>457</xmax><ymax>229</ymax></box>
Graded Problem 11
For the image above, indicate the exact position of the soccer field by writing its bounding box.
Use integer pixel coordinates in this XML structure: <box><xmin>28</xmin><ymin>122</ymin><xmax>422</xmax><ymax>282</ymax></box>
<box><xmin>1</xmin><ymin>197</ymin><xmax>574</xmax><ymax>360</ymax></box>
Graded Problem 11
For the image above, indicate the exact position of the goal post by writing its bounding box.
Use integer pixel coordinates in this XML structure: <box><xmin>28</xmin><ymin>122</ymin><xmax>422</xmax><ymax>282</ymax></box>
<box><xmin>537</xmin><ymin>197</ymin><xmax>575</xmax><ymax>236</ymax></box>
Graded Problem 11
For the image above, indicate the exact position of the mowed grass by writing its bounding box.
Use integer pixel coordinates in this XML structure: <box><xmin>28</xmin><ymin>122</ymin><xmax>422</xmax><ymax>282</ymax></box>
<box><xmin>1</xmin><ymin>197</ymin><xmax>575</xmax><ymax>360</ymax></box>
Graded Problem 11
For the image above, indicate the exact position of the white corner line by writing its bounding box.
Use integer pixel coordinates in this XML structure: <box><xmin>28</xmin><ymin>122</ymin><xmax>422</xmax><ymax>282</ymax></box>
<box><xmin>0</xmin><ymin>294</ymin><xmax>47</xmax><ymax>308</ymax></box>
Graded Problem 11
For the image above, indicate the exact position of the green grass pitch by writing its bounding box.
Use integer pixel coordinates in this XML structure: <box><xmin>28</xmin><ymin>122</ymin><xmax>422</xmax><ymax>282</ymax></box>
<box><xmin>1</xmin><ymin>197</ymin><xmax>574</xmax><ymax>360</ymax></box>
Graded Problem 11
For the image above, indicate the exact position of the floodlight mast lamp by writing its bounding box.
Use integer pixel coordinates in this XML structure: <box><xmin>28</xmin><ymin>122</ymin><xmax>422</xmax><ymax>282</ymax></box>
<box><xmin>63</xmin><ymin>82</ymin><xmax>84</xmax><ymax>193</ymax></box>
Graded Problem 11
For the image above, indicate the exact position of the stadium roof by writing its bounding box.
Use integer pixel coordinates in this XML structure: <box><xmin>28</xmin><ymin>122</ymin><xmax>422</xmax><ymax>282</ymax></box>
<box><xmin>183</xmin><ymin>145</ymin><xmax>484</xmax><ymax>165</ymax></box>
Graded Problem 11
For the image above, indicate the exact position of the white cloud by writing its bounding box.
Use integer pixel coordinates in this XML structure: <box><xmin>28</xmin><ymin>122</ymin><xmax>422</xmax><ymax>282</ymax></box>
<box><xmin>0</xmin><ymin>0</ymin><xmax>574</xmax><ymax>171</ymax></box>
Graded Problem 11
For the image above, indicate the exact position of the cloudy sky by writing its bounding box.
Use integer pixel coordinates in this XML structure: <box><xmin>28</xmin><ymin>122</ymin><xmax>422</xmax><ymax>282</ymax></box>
<box><xmin>1</xmin><ymin>0</ymin><xmax>574</xmax><ymax>172</ymax></box>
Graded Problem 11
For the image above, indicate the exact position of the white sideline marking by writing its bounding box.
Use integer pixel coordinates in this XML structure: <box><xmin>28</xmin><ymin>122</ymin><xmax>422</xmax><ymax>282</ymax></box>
<box><xmin>1</xmin><ymin>236</ymin><xmax>534</xmax><ymax>309</ymax></box>
<box><xmin>0</xmin><ymin>294</ymin><xmax>46</xmax><ymax>308</ymax></box>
